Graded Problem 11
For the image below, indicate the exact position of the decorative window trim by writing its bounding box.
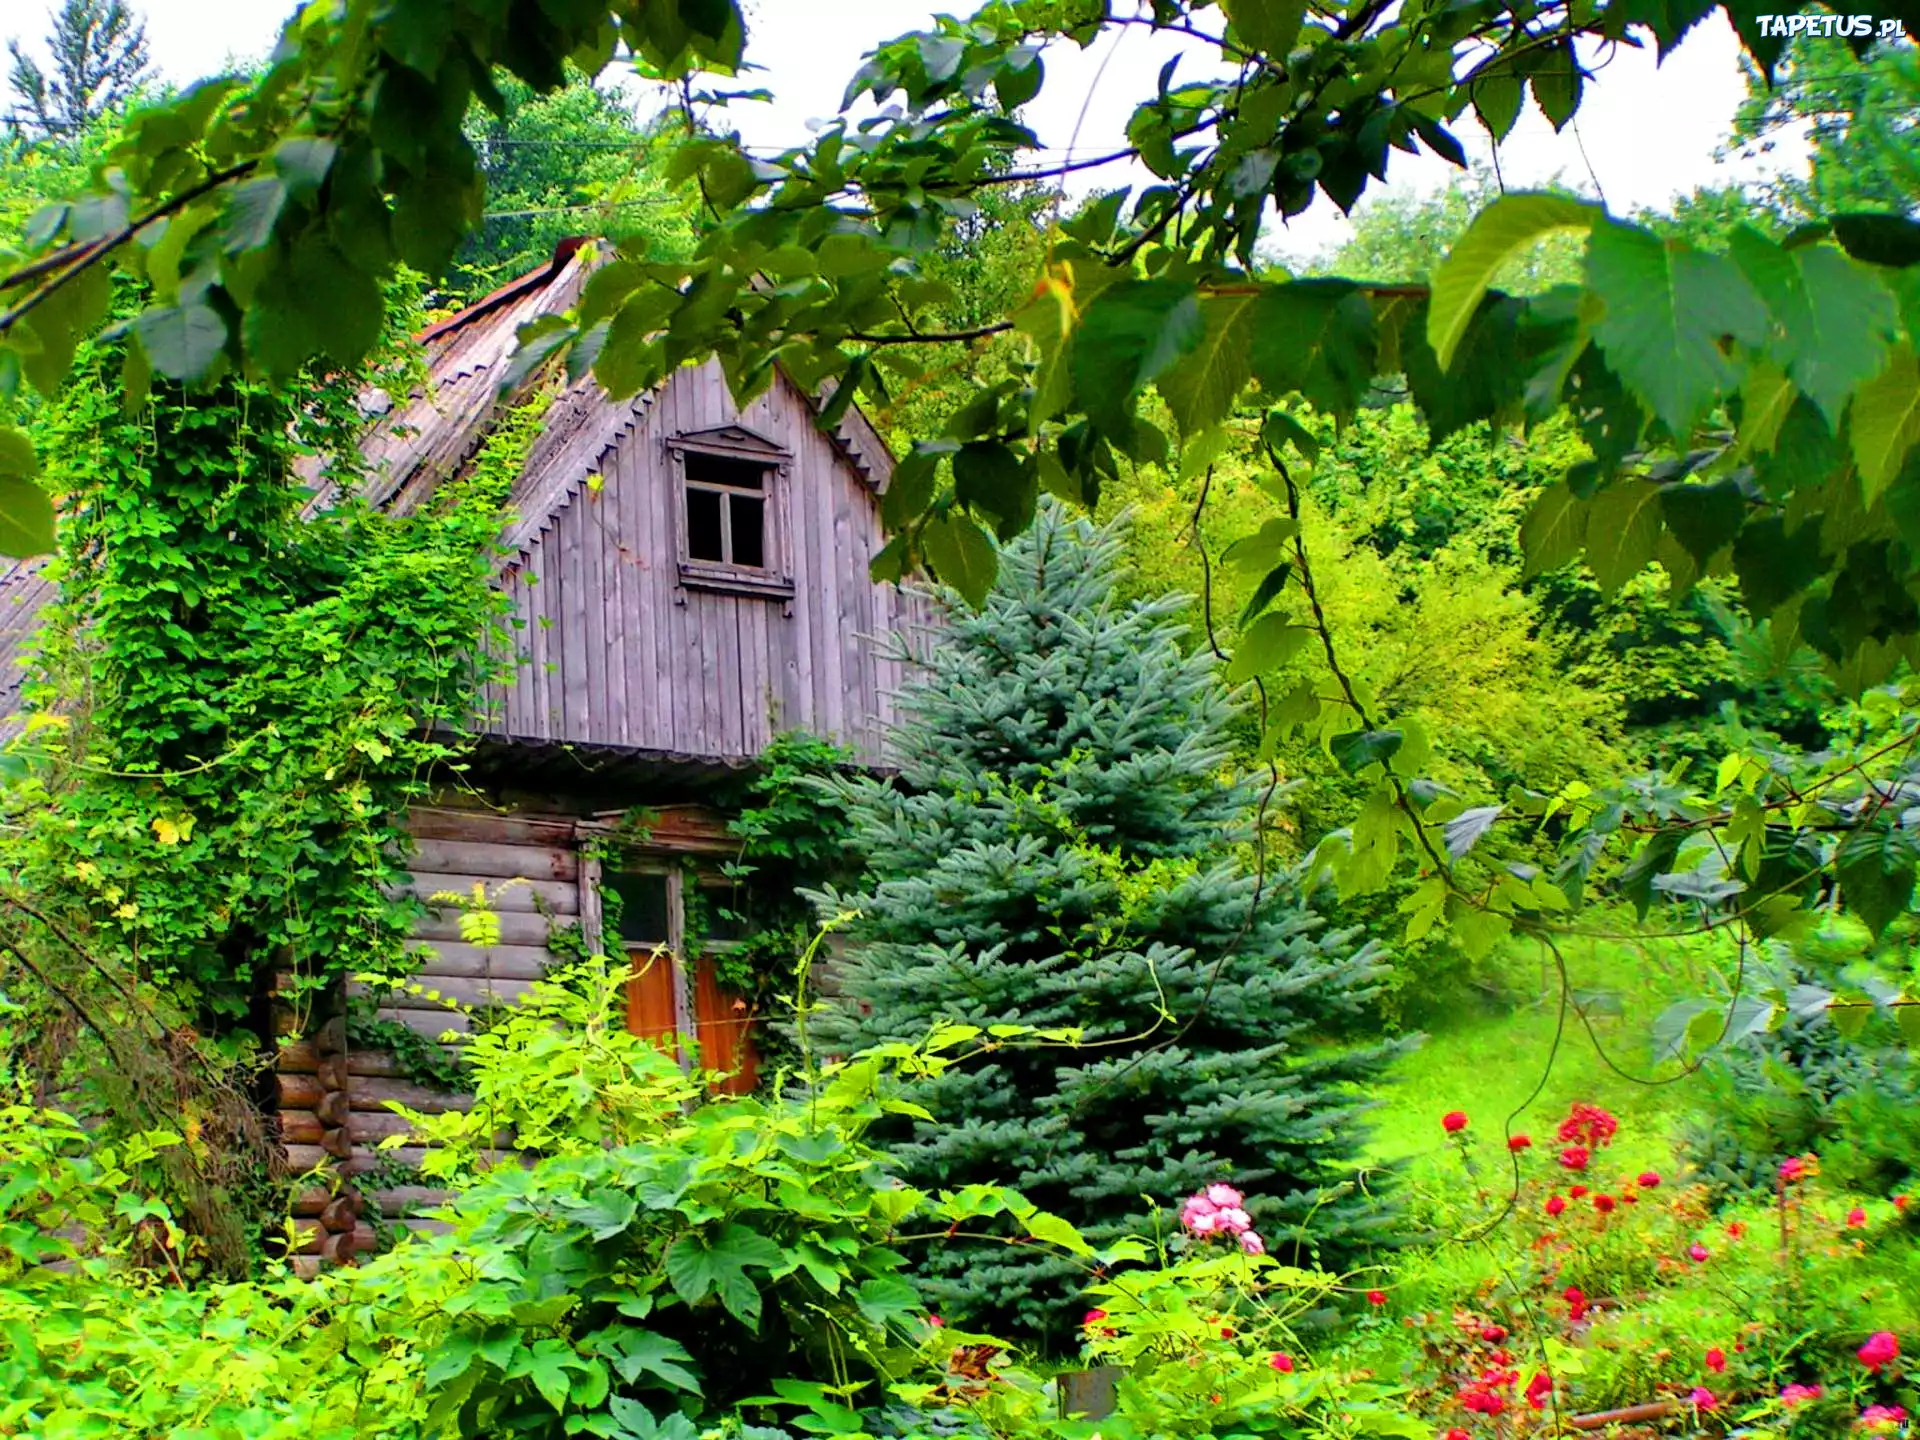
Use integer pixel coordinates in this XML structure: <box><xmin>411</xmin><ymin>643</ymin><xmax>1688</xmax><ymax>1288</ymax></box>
<box><xmin>667</xmin><ymin>427</ymin><xmax>795</xmax><ymax>601</ymax></box>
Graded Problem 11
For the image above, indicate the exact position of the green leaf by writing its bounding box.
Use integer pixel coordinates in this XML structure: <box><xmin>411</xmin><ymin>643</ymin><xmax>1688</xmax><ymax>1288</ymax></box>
<box><xmin>1259</xmin><ymin>408</ymin><xmax>1320</xmax><ymax>462</ymax></box>
<box><xmin>1618</xmin><ymin>830</ymin><xmax>1683</xmax><ymax>920</ymax></box>
<box><xmin>1659</xmin><ymin>479</ymin><xmax>1746</xmax><ymax>567</ymax></box>
<box><xmin>1429</xmin><ymin>193</ymin><xmax>1597</xmax><ymax>371</ymax></box>
<box><xmin>1582</xmin><ymin>479</ymin><xmax>1663</xmax><ymax>592</ymax></box>
<box><xmin>1732</xmin><ymin>515</ymin><xmax>1822</xmax><ymax>616</ymax></box>
<box><xmin>1330</xmin><ymin>729</ymin><xmax>1403</xmax><ymax>775</ymax></box>
<box><xmin>663</xmin><ymin>1224</ymin><xmax>783</xmax><ymax>1332</ymax></box>
<box><xmin>134</xmin><ymin>303</ymin><xmax>228</xmax><ymax>382</ymax></box>
<box><xmin>507</xmin><ymin>1338</ymin><xmax>582</xmax><ymax>1413</ymax></box>
<box><xmin>1586</xmin><ymin>219</ymin><xmax>1767</xmax><ymax>438</ymax></box>
<box><xmin>601</xmin><ymin>1330</ymin><xmax>702</xmax><ymax>1394</ymax></box>
<box><xmin>1226</xmin><ymin>610</ymin><xmax>1310</xmax><ymax>683</ymax></box>
<box><xmin>221</xmin><ymin>176</ymin><xmax>287</xmax><ymax>253</ymax></box>
<box><xmin>1238</xmin><ymin>563</ymin><xmax>1292</xmax><ymax>626</ymax></box>
<box><xmin>852</xmin><ymin>1275</ymin><xmax>925</xmax><ymax>1329</ymax></box>
<box><xmin>1527</xmin><ymin>41</ymin><xmax>1583</xmax><ymax>130</ymax></box>
<box><xmin>1470</xmin><ymin>72</ymin><xmax>1524</xmax><ymax>142</ymax></box>
<box><xmin>952</xmin><ymin>442</ymin><xmax>1033</xmax><ymax>540</ymax></box>
<box><xmin>1728</xmin><ymin>229</ymin><xmax>1898</xmax><ymax>427</ymax></box>
<box><xmin>1520</xmin><ymin>483</ymin><xmax>1589</xmax><ymax>576</ymax></box>
<box><xmin>1024</xmin><ymin>1210</ymin><xmax>1094</xmax><ymax>1256</ymax></box>
<box><xmin>1157</xmin><ymin>292</ymin><xmax>1259</xmax><ymax>435</ymax></box>
<box><xmin>1851</xmin><ymin>346</ymin><xmax>1920</xmax><ymax>504</ymax></box>
<box><xmin>272</xmin><ymin>137</ymin><xmax>338</xmax><ymax>196</ymax></box>
<box><xmin>1452</xmin><ymin>905</ymin><xmax>1511</xmax><ymax>961</ymax></box>
<box><xmin>1220</xmin><ymin>0</ymin><xmax>1305</xmax><ymax>55</ymax></box>
<box><xmin>1443</xmin><ymin>805</ymin><xmax>1503</xmax><ymax>861</ymax></box>
<box><xmin>1831</xmin><ymin>212</ymin><xmax>1920</xmax><ymax>269</ymax></box>
<box><xmin>920</xmin><ymin>511</ymin><xmax>997</xmax><ymax>608</ymax></box>
<box><xmin>1071</xmin><ymin>279</ymin><xmax>1206</xmax><ymax>433</ymax></box>
<box><xmin>1404</xmin><ymin>294</ymin><xmax>1525</xmax><ymax>438</ymax></box>
<box><xmin>0</xmin><ymin>437</ymin><xmax>51</xmax><ymax>560</ymax></box>
<box><xmin>1249</xmin><ymin>281</ymin><xmax>1377</xmax><ymax>419</ymax></box>
<box><xmin>1834</xmin><ymin>828</ymin><xmax>1916</xmax><ymax>941</ymax></box>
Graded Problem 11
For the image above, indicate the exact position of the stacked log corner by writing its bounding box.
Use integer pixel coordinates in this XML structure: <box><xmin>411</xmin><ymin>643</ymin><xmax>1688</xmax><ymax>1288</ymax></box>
<box><xmin>272</xmin><ymin>979</ymin><xmax>360</xmax><ymax>1276</ymax></box>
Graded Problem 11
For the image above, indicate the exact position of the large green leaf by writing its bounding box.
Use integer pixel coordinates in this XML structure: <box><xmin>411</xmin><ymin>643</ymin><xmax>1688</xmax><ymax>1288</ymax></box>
<box><xmin>1428</xmin><ymin>192</ymin><xmax>1596</xmax><ymax>370</ymax></box>
<box><xmin>1835</xmin><ymin>828</ymin><xmax>1918</xmax><ymax>940</ymax></box>
<box><xmin>1851</xmin><ymin>346</ymin><xmax>1920</xmax><ymax>504</ymax></box>
<box><xmin>1220</xmin><ymin>0</ymin><xmax>1305</xmax><ymax>55</ymax></box>
<box><xmin>1586</xmin><ymin>219</ymin><xmax>1767</xmax><ymax>438</ymax></box>
<box><xmin>1582</xmin><ymin>480</ymin><xmax>1664</xmax><ymax>592</ymax></box>
<box><xmin>1519</xmin><ymin>482</ymin><xmax>1588</xmax><ymax>576</ymax></box>
<box><xmin>0</xmin><ymin>430</ymin><xmax>53</xmax><ymax>558</ymax></box>
<box><xmin>1659</xmin><ymin>478</ymin><xmax>1746</xmax><ymax>567</ymax></box>
<box><xmin>1226</xmin><ymin>610</ymin><xmax>1311</xmax><ymax>683</ymax></box>
<box><xmin>1404</xmin><ymin>295</ymin><xmax>1525</xmax><ymax>438</ymax></box>
<box><xmin>1248</xmin><ymin>281</ymin><xmax>1377</xmax><ymax>419</ymax></box>
<box><xmin>1070</xmin><ymin>279</ymin><xmax>1205</xmax><ymax>434</ymax></box>
<box><xmin>1157</xmin><ymin>292</ymin><xmax>1260</xmax><ymax>435</ymax></box>
<box><xmin>1728</xmin><ymin>229</ymin><xmax>1898</xmax><ymax>427</ymax></box>
<box><xmin>921</xmin><ymin>511</ymin><xmax>997</xmax><ymax>607</ymax></box>
<box><xmin>134</xmin><ymin>303</ymin><xmax>228</xmax><ymax>382</ymax></box>
<box><xmin>663</xmin><ymin>1224</ymin><xmax>784</xmax><ymax>1331</ymax></box>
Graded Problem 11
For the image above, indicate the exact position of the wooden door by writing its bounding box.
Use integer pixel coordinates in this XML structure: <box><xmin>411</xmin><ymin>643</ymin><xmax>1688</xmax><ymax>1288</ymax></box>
<box><xmin>692</xmin><ymin>956</ymin><xmax>759</xmax><ymax>1094</ymax></box>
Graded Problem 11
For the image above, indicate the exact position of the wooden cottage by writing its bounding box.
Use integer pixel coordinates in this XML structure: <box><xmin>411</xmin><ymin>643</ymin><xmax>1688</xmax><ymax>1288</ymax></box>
<box><xmin>0</xmin><ymin>243</ymin><xmax>936</xmax><ymax>1265</ymax></box>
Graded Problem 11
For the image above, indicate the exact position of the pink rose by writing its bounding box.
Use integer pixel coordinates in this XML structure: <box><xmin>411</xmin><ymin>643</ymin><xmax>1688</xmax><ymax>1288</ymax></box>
<box><xmin>1238</xmin><ymin>1229</ymin><xmax>1266</xmax><ymax>1256</ymax></box>
<box><xmin>1858</xmin><ymin>1330</ymin><xmax>1899</xmax><ymax>1372</ymax></box>
<box><xmin>1205</xmin><ymin>1184</ymin><xmax>1244</xmax><ymax>1209</ymax></box>
<box><xmin>1269</xmin><ymin>1352</ymin><xmax>1294</xmax><ymax>1372</ymax></box>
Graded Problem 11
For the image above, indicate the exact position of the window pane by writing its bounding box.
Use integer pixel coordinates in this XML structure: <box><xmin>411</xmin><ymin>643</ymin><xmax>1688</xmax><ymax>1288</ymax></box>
<box><xmin>685</xmin><ymin>487</ymin><xmax>724</xmax><ymax>562</ymax></box>
<box><xmin>698</xmin><ymin>884</ymin><xmax>748</xmax><ymax>942</ymax></box>
<box><xmin>608</xmin><ymin>871</ymin><xmax>671</xmax><ymax>943</ymax></box>
<box><xmin>729</xmin><ymin>495</ymin><xmax>765</xmax><ymax>569</ymax></box>
<box><xmin>684</xmin><ymin>452</ymin><xmax>766</xmax><ymax>491</ymax></box>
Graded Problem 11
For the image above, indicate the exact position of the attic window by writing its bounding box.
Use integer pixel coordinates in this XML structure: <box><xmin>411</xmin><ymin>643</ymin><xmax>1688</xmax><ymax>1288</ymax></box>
<box><xmin>683</xmin><ymin>452</ymin><xmax>769</xmax><ymax>570</ymax></box>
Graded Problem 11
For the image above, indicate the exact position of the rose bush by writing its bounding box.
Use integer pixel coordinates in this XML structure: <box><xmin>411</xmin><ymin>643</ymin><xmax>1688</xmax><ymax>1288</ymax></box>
<box><xmin>1343</xmin><ymin>1102</ymin><xmax>1920</xmax><ymax>1434</ymax></box>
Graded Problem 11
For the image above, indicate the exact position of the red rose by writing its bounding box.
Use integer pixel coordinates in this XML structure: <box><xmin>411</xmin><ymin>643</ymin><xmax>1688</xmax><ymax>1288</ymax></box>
<box><xmin>1083</xmin><ymin>1309</ymin><xmax>1107</xmax><ymax>1327</ymax></box>
<box><xmin>1270</xmin><ymin>1353</ymin><xmax>1294</xmax><ymax>1372</ymax></box>
<box><xmin>1706</xmin><ymin>1347</ymin><xmax>1726</xmax><ymax>1374</ymax></box>
<box><xmin>1559</xmin><ymin>1145</ymin><xmax>1590</xmax><ymax>1172</ymax></box>
<box><xmin>1508</xmin><ymin>1133</ymin><xmax>1532</xmax><ymax>1152</ymax></box>
<box><xmin>1545</xmin><ymin>1194</ymin><xmax>1567</xmax><ymax>1217</ymax></box>
<box><xmin>1443</xmin><ymin>1111</ymin><xmax>1469</xmax><ymax>1134</ymax></box>
<box><xmin>1367</xmin><ymin>1289</ymin><xmax>1387</xmax><ymax>1307</ymax></box>
<box><xmin>1637</xmin><ymin>1171</ymin><xmax>1661</xmax><ymax>1188</ymax></box>
<box><xmin>1525</xmin><ymin>1371</ymin><xmax>1553</xmax><ymax>1410</ymax></box>
<box><xmin>1847</xmin><ymin>1206</ymin><xmax>1867</xmax><ymax>1228</ymax></box>
<box><xmin>1568</xmin><ymin>1184</ymin><xmax>1589</xmax><ymax>1199</ymax></box>
<box><xmin>1480</xmin><ymin>1324</ymin><xmax>1509</xmax><ymax>1342</ymax></box>
<box><xmin>1593</xmin><ymin>1193</ymin><xmax>1616</xmax><ymax>1213</ymax></box>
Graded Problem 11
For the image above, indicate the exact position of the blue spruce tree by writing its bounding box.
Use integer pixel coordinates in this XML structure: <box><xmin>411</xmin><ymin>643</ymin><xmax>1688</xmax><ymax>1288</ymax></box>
<box><xmin>810</xmin><ymin>501</ymin><xmax>1399</xmax><ymax>1348</ymax></box>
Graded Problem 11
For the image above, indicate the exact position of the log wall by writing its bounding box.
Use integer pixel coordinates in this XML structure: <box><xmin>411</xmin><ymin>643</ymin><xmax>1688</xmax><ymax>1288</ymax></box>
<box><xmin>276</xmin><ymin>798</ymin><xmax>744</xmax><ymax>1263</ymax></box>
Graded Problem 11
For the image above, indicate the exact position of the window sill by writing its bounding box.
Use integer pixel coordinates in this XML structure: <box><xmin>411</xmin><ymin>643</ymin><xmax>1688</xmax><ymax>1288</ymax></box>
<box><xmin>678</xmin><ymin>563</ymin><xmax>795</xmax><ymax>600</ymax></box>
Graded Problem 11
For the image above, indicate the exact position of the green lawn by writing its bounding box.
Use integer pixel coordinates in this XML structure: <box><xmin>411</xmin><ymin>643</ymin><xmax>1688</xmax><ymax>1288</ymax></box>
<box><xmin>1366</xmin><ymin>926</ymin><xmax>1743</xmax><ymax>1186</ymax></box>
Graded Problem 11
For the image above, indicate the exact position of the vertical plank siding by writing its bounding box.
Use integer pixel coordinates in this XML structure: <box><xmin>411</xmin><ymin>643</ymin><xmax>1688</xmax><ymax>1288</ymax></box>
<box><xmin>481</xmin><ymin>358</ymin><xmax>925</xmax><ymax>767</ymax></box>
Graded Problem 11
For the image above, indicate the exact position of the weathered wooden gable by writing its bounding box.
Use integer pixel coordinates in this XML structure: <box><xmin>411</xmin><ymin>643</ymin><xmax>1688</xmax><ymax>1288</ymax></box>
<box><xmin>483</xmin><ymin>356</ymin><xmax>934</xmax><ymax>768</ymax></box>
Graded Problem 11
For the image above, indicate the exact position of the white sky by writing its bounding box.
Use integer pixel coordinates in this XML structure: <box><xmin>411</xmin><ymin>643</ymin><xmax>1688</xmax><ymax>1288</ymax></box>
<box><xmin>3</xmin><ymin>0</ymin><xmax>1808</xmax><ymax>261</ymax></box>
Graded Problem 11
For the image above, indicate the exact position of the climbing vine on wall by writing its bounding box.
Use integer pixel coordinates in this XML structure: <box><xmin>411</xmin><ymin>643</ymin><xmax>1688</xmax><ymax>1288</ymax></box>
<box><xmin>1</xmin><ymin>307</ymin><xmax>546</xmax><ymax>1043</ymax></box>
